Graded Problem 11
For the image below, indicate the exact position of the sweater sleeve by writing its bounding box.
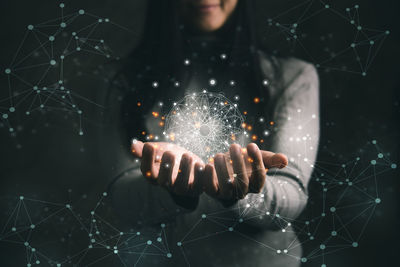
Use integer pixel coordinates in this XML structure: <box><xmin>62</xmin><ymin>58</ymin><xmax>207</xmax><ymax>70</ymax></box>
<box><xmin>109</xmin><ymin>59</ymin><xmax>319</xmax><ymax>230</ymax></box>
<box><xmin>103</xmin><ymin>75</ymin><xmax>198</xmax><ymax>227</ymax></box>
<box><xmin>222</xmin><ymin>60</ymin><xmax>320</xmax><ymax>230</ymax></box>
<box><xmin>110</xmin><ymin>164</ymin><xmax>198</xmax><ymax>227</ymax></box>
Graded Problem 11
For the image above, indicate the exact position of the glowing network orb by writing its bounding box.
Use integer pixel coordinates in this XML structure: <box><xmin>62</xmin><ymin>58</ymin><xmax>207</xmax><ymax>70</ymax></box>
<box><xmin>164</xmin><ymin>91</ymin><xmax>244</xmax><ymax>162</ymax></box>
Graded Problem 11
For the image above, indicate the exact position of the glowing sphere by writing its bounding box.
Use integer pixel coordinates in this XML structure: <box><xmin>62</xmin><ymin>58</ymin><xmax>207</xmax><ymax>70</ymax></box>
<box><xmin>164</xmin><ymin>91</ymin><xmax>244</xmax><ymax>161</ymax></box>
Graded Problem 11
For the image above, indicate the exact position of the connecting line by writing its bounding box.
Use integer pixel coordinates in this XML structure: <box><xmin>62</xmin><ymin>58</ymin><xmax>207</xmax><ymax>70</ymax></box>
<box><xmin>2</xmin><ymin>3</ymin><xmax>135</xmax><ymax>137</ymax></box>
<box><xmin>133</xmin><ymin>244</ymin><xmax>148</xmax><ymax>267</ymax></box>
<box><xmin>179</xmin><ymin>218</ymin><xmax>203</xmax><ymax>242</ymax></box>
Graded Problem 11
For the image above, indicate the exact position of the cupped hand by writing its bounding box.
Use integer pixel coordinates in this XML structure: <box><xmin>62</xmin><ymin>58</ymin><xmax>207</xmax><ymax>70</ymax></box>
<box><xmin>199</xmin><ymin>143</ymin><xmax>288</xmax><ymax>201</ymax></box>
<box><xmin>131</xmin><ymin>140</ymin><xmax>204</xmax><ymax>197</ymax></box>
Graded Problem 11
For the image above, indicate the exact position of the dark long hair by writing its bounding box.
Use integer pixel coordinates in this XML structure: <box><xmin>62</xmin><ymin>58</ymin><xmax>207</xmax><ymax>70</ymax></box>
<box><xmin>118</xmin><ymin>0</ymin><xmax>279</xmax><ymax>142</ymax></box>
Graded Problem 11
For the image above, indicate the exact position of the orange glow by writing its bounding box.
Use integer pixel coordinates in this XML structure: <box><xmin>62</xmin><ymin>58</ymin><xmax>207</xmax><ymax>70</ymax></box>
<box><xmin>178</xmin><ymin>169</ymin><xmax>182</xmax><ymax>173</ymax></box>
<box><xmin>224</xmin><ymin>101</ymin><xmax>228</xmax><ymax>105</ymax></box>
<box><xmin>152</xmin><ymin>112</ymin><xmax>159</xmax><ymax>118</ymax></box>
<box><xmin>260</xmin><ymin>139</ymin><xmax>264</xmax><ymax>143</ymax></box>
<box><xmin>231</xmin><ymin>134</ymin><xmax>236</xmax><ymax>141</ymax></box>
<box><xmin>241</xmin><ymin>148</ymin><xmax>247</xmax><ymax>154</ymax></box>
<box><xmin>141</xmin><ymin>131</ymin><xmax>146</xmax><ymax>135</ymax></box>
<box><xmin>145</xmin><ymin>171</ymin><xmax>151</xmax><ymax>177</ymax></box>
<box><xmin>209</xmin><ymin>158</ymin><xmax>214</xmax><ymax>163</ymax></box>
<box><xmin>251</xmin><ymin>135</ymin><xmax>257</xmax><ymax>141</ymax></box>
<box><xmin>241</xmin><ymin>123</ymin><xmax>247</xmax><ymax>128</ymax></box>
<box><xmin>243</xmin><ymin>111</ymin><xmax>248</xmax><ymax>115</ymax></box>
<box><xmin>270</xmin><ymin>121</ymin><xmax>275</xmax><ymax>126</ymax></box>
<box><xmin>169</xmin><ymin>134</ymin><xmax>175</xmax><ymax>141</ymax></box>
<box><xmin>159</xmin><ymin>121</ymin><xmax>165</xmax><ymax>127</ymax></box>
<box><xmin>253</xmin><ymin>97</ymin><xmax>260</xmax><ymax>103</ymax></box>
<box><xmin>161</xmin><ymin>116</ymin><xmax>165</xmax><ymax>120</ymax></box>
<box><xmin>247</xmin><ymin>125</ymin><xmax>252</xmax><ymax>131</ymax></box>
<box><xmin>248</xmin><ymin>157</ymin><xmax>254</xmax><ymax>163</ymax></box>
<box><xmin>137</xmin><ymin>101</ymin><xmax>141</xmax><ymax>107</ymax></box>
<box><xmin>149</xmin><ymin>134</ymin><xmax>154</xmax><ymax>140</ymax></box>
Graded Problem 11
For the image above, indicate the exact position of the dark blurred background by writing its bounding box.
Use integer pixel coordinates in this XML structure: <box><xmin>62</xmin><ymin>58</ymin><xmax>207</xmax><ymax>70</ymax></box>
<box><xmin>0</xmin><ymin>0</ymin><xmax>399</xmax><ymax>266</ymax></box>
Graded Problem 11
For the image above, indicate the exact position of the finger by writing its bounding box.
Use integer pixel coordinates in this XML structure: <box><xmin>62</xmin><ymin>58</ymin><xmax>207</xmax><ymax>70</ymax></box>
<box><xmin>140</xmin><ymin>143</ymin><xmax>159</xmax><ymax>183</ymax></box>
<box><xmin>214</xmin><ymin>153</ymin><xmax>233</xmax><ymax>199</ymax></box>
<box><xmin>173</xmin><ymin>153</ymin><xmax>193</xmax><ymax>195</ymax></box>
<box><xmin>203</xmin><ymin>164</ymin><xmax>219</xmax><ymax>196</ymax></box>
<box><xmin>193</xmin><ymin>162</ymin><xmax>205</xmax><ymax>196</ymax></box>
<box><xmin>247</xmin><ymin>143</ymin><xmax>266</xmax><ymax>193</ymax></box>
<box><xmin>152</xmin><ymin>143</ymin><xmax>166</xmax><ymax>163</ymax></box>
<box><xmin>229</xmin><ymin>144</ymin><xmax>249</xmax><ymax>199</ymax></box>
<box><xmin>131</xmin><ymin>139</ymin><xmax>144</xmax><ymax>158</ymax></box>
<box><xmin>261</xmin><ymin>151</ymin><xmax>288</xmax><ymax>169</ymax></box>
<box><xmin>158</xmin><ymin>151</ymin><xmax>175</xmax><ymax>188</ymax></box>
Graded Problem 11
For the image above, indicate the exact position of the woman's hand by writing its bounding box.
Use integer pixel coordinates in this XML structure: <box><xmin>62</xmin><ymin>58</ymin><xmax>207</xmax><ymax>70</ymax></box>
<box><xmin>131</xmin><ymin>141</ymin><xmax>205</xmax><ymax>197</ymax></box>
<box><xmin>200</xmin><ymin>143</ymin><xmax>288</xmax><ymax>201</ymax></box>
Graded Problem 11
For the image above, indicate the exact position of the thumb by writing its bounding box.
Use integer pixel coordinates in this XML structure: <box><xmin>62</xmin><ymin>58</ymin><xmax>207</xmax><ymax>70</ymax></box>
<box><xmin>261</xmin><ymin>151</ymin><xmax>288</xmax><ymax>169</ymax></box>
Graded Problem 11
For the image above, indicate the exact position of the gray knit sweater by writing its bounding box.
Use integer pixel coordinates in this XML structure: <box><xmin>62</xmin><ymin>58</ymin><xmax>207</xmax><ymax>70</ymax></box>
<box><xmin>105</xmin><ymin>52</ymin><xmax>319</xmax><ymax>267</ymax></box>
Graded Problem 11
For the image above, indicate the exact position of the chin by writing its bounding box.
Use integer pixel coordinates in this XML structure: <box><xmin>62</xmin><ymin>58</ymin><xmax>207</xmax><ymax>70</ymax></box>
<box><xmin>196</xmin><ymin>19</ymin><xmax>225</xmax><ymax>32</ymax></box>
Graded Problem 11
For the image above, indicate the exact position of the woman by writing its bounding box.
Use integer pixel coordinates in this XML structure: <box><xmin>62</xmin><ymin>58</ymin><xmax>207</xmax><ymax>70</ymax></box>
<box><xmin>107</xmin><ymin>0</ymin><xmax>319</xmax><ymax>266</ymax></box>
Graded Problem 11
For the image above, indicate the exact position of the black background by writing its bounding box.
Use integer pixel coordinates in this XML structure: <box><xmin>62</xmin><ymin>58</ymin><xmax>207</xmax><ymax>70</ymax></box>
<box><xmin>0</xmin><ymin>0</ymin><xmax>399</xmax><ymax>266</ymax></box>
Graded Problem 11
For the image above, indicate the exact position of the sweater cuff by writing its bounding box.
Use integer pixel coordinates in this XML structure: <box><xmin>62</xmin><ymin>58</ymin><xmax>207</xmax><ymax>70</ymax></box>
<box><xmin>169</xmin><ymin>192</ymin><xmax>200</xmax><ymax>210</ymax></box>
